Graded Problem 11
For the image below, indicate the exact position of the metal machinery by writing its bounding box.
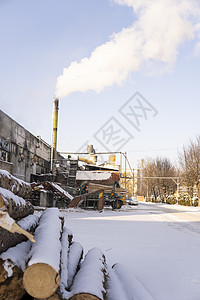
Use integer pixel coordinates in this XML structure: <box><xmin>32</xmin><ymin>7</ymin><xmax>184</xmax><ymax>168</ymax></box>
<box><xmin>47</xmin><ymin>97</ymin><xmax>127</xmax><ymax>210</ymax></box>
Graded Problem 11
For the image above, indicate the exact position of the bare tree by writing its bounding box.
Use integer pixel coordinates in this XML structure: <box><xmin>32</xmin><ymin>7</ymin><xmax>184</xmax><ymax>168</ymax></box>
<box><xmin>139</xmin><ymin>157</ymin><xmax>177</xmax><ymax>202</ymax></box>
<box><xmin>179</xmin><ymin>136</ymin><xmax>200</xmax><ymax>206</ymax></box>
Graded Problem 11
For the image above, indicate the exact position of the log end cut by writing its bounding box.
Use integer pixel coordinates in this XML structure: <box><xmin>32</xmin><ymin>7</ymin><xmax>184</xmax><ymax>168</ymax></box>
<box><xmin>23</xmin><ymin>263</ymin><xmax>60</xmax><ymax>299</ymax></box>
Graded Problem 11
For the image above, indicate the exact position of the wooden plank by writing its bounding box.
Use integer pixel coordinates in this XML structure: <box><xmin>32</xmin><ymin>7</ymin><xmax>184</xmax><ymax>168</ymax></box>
<box><xmin>98</xmin><ymin>190</ymin><xmax>104</xmax><ymax>211</ymax></box>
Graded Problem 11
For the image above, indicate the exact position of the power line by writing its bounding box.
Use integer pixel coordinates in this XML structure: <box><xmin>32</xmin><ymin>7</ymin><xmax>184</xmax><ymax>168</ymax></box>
<box><xmin>126</xmin><ymin>148</ymin><xmax>179</xmax><ymax>153</ymax></box>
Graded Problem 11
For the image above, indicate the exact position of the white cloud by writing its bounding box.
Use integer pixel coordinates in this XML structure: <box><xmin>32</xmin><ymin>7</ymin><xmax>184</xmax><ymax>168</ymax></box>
<box><xmin>55</xmin><ymin>0</ymin><xmax>200</xmax><ymax>99</ymax></box>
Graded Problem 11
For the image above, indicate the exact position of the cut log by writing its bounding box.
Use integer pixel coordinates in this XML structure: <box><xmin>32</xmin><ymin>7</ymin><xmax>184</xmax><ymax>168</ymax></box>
<box><xmin>106</xmin><ymin>266</ymin><xmax>129</xmax><ymax>300</ymax></box>
<box><xmin>0</xmin><ymin>187</ymin><xmax>34</xmax><ymax>220</ymax></box>
<box><xmin>0</xmin><ymin>169</ymin><xmax>32</xmax><ymax>199</ymax></box>
<box><xmin>0</xmin><ymin>240</ymin><xmax>32</xmax><ymax>300</ymax></box>
<box><xmin>0</xmin><ymin>211</ymin><xmax>35</xmax><ymax>243</ymax></box>
<box><xmin>23</xmin><ymin>208</ymin><xmax>63</xmax><ymax>299</ymax></box>
<box><xmin>24</xmin><ymin>263</ymin><xmax>60</xmax><ymax>299</ymax></box>
<box><xmin>0</xmin><ymin>214</ymin><xmax>39</xmax><ymax>254</ymax></box>
<box><xmin>67</xmin><ymin>242</ymin><xmax>83</xmax><ymax>289</ymax></box>
<box><xmin>69</xmin><ymin>247</ymin><xmax>107</xmax><ymax>300</ymax></box>
<box><xmin>60</xmin><ymin>226</ymin><xmax>72</xmax><ymax>296</ymax></box>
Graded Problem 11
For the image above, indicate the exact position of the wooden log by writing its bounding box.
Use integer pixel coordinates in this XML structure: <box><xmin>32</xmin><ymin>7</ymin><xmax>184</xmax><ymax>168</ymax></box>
<box><xmin>0</xmin><ymin>187</ymin><xmax>34</xmax><ymax>220</ymax></box>
<box><xmin>0</xmin><ymin>211</ymin><xmax>35</xmax><ymax>243</ymax></box>
<box><xmin>60</xmin><ymin>227</ymin><xmax>71</xmax><ymax>296</ymax></box>
<box><xmin>0</xmin><ymin>240</ymin><xmax>32</xmax><ymax>300</ymax></box>
<box><xmin>0</xmin><ymin>169</ymin><xmax>32</xmax><ymax>199</ymax></box>
<box><xmin>0</xmin><ymin>264</ymin><xmax>25</xmax><ymax>300</ymax></box>
<box><xmin>67</xmin><ymin>242</ymin><xmax>83</xmax><ymax>289</ymax></box>
<box><xmin>69</xmin><ymin>247</ymin><xmax>107</xmax><ymax>300</ymax></box>
<box><xmin>24</xmin><ymin>263</ymin><xmax>60</xmax><ymax>299</ymax></box>
<box><xmin>0</xmin><ymin>214</ymin><xmax>39</xmax><ymax>254</ymax></box>
<box><xmin>35</xmin><ymin>294</ymin><xmax>61</xmax><ymax>300</ymax></box>
<box><xmin>106</xmin><ymin>266</ymin><xmax>128</xmax><ymax>300</ymax></box>
<box><xmin>23</xmin><ymin>208</ymin><xmax>63</xmax><ymax>299</ymax></box>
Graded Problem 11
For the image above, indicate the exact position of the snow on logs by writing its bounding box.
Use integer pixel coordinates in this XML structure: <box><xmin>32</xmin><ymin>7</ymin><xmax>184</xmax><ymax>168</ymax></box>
<box><xmin>23</xmin><ymin>208</ymin><xmax>63</xmax><ymax>299</ymax></box>
<box><xmin>69</xmin><ymin>247</ymin><xmax>107</xmax><ymax>300</ymax></box>
<box><xmin>0</xmin><ymin>170</ymin><xmax>32</xmax><ymax>199</ymax></box>
<box><xmin>0</xmin><ymin>187</ymin><xmax>33</xmax><ymax>220</ymax></box>
<box><xmin>60</xmin><ymin>227</ymin><xmax>76</xmax><ymax>297</ymax></box>
<box><xmin>67</xmin><ymin>242</ymin><xmax>84</xmax><ymax>289</ymax></box>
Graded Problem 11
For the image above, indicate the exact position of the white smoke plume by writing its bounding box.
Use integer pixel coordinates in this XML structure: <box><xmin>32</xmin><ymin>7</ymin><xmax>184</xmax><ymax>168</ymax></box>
<box><xmin>55</xmin><ymin>0</ymin><xmax>200</xmax><ymax>99</ymax></box>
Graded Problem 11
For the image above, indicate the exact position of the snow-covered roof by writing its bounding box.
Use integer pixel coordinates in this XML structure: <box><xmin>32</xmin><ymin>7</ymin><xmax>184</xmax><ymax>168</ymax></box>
<box><xmin>76</xmin><ymin>171</ymin><xmax>114</xmax><ymax>181</ymax></box>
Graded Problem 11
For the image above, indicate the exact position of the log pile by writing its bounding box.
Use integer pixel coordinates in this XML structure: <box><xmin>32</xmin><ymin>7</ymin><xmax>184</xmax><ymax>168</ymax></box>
<box><xmin>0</xmin><ymin>205</ymin><xmax>110</xmax><ymax>300</ymax></box>
<box><xmin>0</xmin><ymin>173</ymin><xmax>132</xmax><ymax>300</ymax></box>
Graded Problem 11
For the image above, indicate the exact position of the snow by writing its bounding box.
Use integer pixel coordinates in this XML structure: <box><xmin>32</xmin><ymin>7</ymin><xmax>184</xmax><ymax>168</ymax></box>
<box><xmin>60</xmin><ymin>227</ymin><xmax>70</xmax><ymax>296</ymax></box>
<box><xmin>0</xmin><ymin>187</ymin><xmax>26</xmax><ymax>206</ymax></box>
<box><xmin>50</xmin><ymin>182</ymin><xmax>74</xmax><ymax>200</ymax></box>
<box><xmin>106</xmin><ymin>266</ymin><xmax>129</xmax><ymax>300</ymax></box>
<box><xmin>76</xmin><ymin>170</ymin><xmax>113</xmax><ymax>181</ymax></box>
<box><xmin>0</xmin><ymin>240</ymin><xmax>32</xmax><ymax>276</ymax></box>
<box><xmin>67</xmin><ymin>241</ymin><xmax>83</xmax><ymax>288</ymax></box>
<box><xmin>28</xmin><ymin>208</ymin><xmax>62</xmax><ymax>272</ymax></box>
<box><xmin>61</xmin><ymin>203</ymin><xmax>200</xmax><ymax>300</ymax></box>
<box><xmin>113</xmin><ymin>263</ymin><xmax>154</xmax><ymax>300</ymax></box>
<box><xmin>17</xmin><ymin>214</ymin><xmax>39</xmax><ymax>231</ymax></box>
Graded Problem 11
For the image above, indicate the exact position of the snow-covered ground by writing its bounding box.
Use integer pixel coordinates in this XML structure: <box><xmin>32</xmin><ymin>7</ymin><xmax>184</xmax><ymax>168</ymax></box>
<box><xmin>60</xmin><ymin>202</ymin><xmax>200</xmax><ymax>300</ymax></box>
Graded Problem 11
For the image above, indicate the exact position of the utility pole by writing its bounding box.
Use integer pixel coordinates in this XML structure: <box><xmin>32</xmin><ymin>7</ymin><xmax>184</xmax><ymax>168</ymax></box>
<box><xmin>125</xmin><ymin>152</ymin><xmax>127</xmax><ymax>190</ymax></box>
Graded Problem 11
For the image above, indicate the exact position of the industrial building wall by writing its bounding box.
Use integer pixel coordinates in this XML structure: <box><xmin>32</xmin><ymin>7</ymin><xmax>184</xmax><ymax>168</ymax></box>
<box><xmin>0</xmin><ymin>110</ymin><xmax>51</xmax><ymax>182</ymax></box>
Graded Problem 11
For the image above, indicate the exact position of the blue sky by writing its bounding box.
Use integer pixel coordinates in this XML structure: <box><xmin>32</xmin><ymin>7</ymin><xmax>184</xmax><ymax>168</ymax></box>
<box><xmin>1</xmin><ymin>0</ymin><xmax>200</xmax><ymax>168</ymax></box>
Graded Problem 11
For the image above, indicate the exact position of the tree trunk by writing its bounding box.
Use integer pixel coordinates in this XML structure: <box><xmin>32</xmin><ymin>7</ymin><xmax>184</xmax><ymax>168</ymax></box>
<box><xmin>198</xmin><ymin>182</ymin><xmax>200</xmax><ymax>207</ymax></box>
